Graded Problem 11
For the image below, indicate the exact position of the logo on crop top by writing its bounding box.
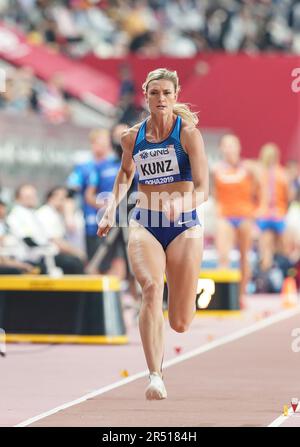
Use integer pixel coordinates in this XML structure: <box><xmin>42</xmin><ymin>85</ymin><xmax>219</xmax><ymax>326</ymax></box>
<box><xmin>140</xmin><ymin>151</ymin><xmax>149</xmax><ymax>160</ymax></box>
<box><xmin>140</xmin><ymin>147</ymin><xmax>172</xmax><ymax>159</ymax></box>
<box><xmin>136</xmin><ymin>145</ymin><xmax>180</xmax><ymax>181</ymax></box>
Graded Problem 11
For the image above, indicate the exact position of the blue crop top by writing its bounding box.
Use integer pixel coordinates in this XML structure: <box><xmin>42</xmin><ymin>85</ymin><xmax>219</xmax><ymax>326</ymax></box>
<box><xmin>132</xmin><ymin>115</ymin><xmax>192</xmax><ymax>185</ymax></box>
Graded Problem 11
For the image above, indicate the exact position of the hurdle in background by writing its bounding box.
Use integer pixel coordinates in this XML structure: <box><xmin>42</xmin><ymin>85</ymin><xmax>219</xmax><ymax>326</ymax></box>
<box><xmin>163</xmin><ymin>269</ymin><xmax>241</xmax><ymax>316</ymax></box>
<box><xmin>0</xmin><ymin>275</ymin><xmax>127</xmax><ymax>345</ymax></box>
<box><xmin>0</xmin><ymin>269</ymin><xmax>241</xmax><ymax>345</ymax></box>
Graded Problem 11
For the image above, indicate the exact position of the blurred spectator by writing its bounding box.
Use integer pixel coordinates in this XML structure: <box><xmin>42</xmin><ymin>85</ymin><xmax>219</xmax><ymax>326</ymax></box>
<box><xmin>36</xmin><ymin>186</ymin><xmax>85</xmax><ymax>273</ymax></box>
<box><xmin>0</xmin><ymin>199</ymin><xmax>37</xmax><ymax>274</ymax></box>
<box><xmin>0</xmin><ymin>67</ymin><xmax>38</xmax><ymax>114</ymax></box>
<box><xmin>117</xmin><ymin>97</ymin><xmax>146</xmax><ymax>127</ymax></box>
<box><xmin>212</xmin><ymin>134</ymin><xmax>258</xmax><ymax>304</ymax></box>
<box><xmin>109</xmin><ymin>122</ymin><xmax>141</xmax><ymax>304</ymax></box>
<box><xmin>6</xmin><ymin>183</ymin><xmax>53</xmax><ymax>273</ymax></box>
<box><xmin>223</xmin><ymin>5</ymin><xmax>258</xmax><ymax>52</ymax></box>
<box><xmin>116</xmin><ymin>62</ymin><xmax>146</xmax><ymax>126</ymax></box>
<box><xmin>256</xmin><ymin>143</ymin><xmax>289</xmax><ymax>272</ymax></box>
<box><xmin>165</xmin><ymin>0</ymin><xmax>204</xmax><ymax>33</ymax></box>
<box><xmin>7</xmin><ymin>184</ymin><xmax>49</xmax><ymax>247</ymax></box>
<box><xmin>42</xmin><ymin>17</ymin><xmax>60</xmax><ymax>46</ymax></box>
<box><xmin>85</xmin><ymin>128</ymin><xmax>126</xmax><ymax>277</ymax></box>
<box><xmin>115</xmin><ymin>64</ymin><xmax>145</xmax><ymax>125</ymax></box>
<box><xmin>285</xmin><ymin>188</ymin><xmax>300</xmax><ymax>263</ymax></box>
<box><xmin>37</xmin><ymin>73</ymin><xmax>71</xmax><ymax>124</ymax></box>
<box><xmin>286</xmin><ymin>158</ymin><xmax>300</xmax><ymax>202</ymax></box>
<box><xmin>111</xmin><ymin>122</ymin><xmax>128</xmax><ymax>160</ymax></box>
<box><xmin>111</xmin><ymin>122</ymin><xmax>138</xmax><ymax>207</ymax></box>
<box><xmin>118</xmin><ymin>63</ymin><xmax>136</xmax><ymax>104</ymax></box>
<box><xmin>0</xmin><ymin>65</ymin><xmax>74</xmax><ymax>124</ymax></box>
<box><xmin>284</xmin><ymin>160</ymin><xmax>300</xmax><ymax>264</ymax></box>
<box><xmin>2</xmin><ymin>0</ymin><xmax>300</xmax><ymax>56</ymax></box>
<box><xmin>0</xmin><ymin>200</ymin><xmax>7</xmax><ymax>238</ymax></box>
<box><xmin>51</xmin><ymin>2</ymin><xmax>83</xmax><ymax>44</ymax></box>
<box><xmin>120</xmin><ymin>0</ymin><xmax>154</xmax><ymax>40</ymax></box>
<box><xmin>67</xmin><ymin>128</ymin><xmax>115</xmax><ymax>261</ymax></box>
<box><xmin>7</xmin><ymin>183</ymin><xmax>83</xmax><ymax>274</ymax></box>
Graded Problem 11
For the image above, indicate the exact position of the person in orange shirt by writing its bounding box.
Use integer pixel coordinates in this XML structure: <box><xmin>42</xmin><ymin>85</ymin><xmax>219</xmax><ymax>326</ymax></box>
<box><xmin>212</xmin><ymin>134</ymin><xmax>258</xmax><ymax>306</ymax></box>
<box><xmin>256</xmin><ymin>143</ymin><xmax>289</xmax><ymax>271</ymax></box>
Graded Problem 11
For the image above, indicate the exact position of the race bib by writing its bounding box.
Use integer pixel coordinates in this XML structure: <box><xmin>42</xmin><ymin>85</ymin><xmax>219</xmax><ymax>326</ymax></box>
<box><xmin>134</xmin><ymin>145</ymin><xmax>180</xmax><ymax>182</ymax></box>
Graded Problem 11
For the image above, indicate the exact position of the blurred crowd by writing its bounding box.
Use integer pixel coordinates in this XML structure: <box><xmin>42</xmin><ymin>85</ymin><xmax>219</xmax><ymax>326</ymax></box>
<box><xmin>210</xmin><ymin>137</ymin><xmax>300</xmax><ymax>298</ymax></box>
<box><xmin>0</xmin><ymin>123</ymin><xmax>300</xmax><ymax>296</ymax></box>
<box><xmin>0</xmin><ymin>63</ymin><xmax>146</xmax><ymax>126</ymax></box>
<box><xmin>2</xmin><ymin>0</ymin><xmax>299</xmax><ymax>128</ymax></box>
<box><xmin>0</xmin><ymin>124</ymin><xmax>138</xmax><ymax>288</ymax></box>
<box><xmin>1</xmin><ymin>0</ymin><xmax>300</xmax><ymax>58</ymax></box>
<box><xmin>0</xmin><ymin>66</ymin><xmax>72</xmax><ymax>124</ymax></box>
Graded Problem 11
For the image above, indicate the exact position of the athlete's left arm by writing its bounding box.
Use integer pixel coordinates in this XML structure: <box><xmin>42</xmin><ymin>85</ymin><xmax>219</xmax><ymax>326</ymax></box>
<box><xmin>181</xmin><ymin>126</ymin><xmax>209</xmax><ymax>207</ymax></box>
<box><xmin>243</xmin><ymin>159</ymin><xmax>261</xmax><ymax>209</ymax></box>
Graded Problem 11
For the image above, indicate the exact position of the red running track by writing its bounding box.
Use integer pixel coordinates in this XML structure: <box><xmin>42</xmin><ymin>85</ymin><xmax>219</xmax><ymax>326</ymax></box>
<box><xmin>14</xmin><ymin>304</ymin><xmax>300</xmax><ymax>427</ymax></box>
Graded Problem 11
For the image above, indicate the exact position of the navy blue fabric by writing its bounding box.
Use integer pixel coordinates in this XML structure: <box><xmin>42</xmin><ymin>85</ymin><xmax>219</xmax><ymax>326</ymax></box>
<box><xmin>133</xmin><ymin>115</ymin><xmax>192</xmax><ymax>183</ymax></box>
<box><xmin>130</xmin><ymin>207</ymin><xmax>201</xmax><ymax>250</ymax></box>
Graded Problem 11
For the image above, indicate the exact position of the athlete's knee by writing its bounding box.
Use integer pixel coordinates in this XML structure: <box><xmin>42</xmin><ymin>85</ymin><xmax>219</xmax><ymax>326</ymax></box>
<box><xmin>169</xmin><ymin>318</ymin><xmax>191</xmax><ymax>333</ymax></box>
<box><xmin>141</xmin><ymin>279</ymin><xmax>163</xmax><ymax>304</ymax></box>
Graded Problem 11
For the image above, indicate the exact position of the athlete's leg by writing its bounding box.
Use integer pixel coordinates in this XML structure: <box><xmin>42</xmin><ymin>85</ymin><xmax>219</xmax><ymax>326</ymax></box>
<box><xmin>274</xmin><ymin>228</ymin><xmax>285</xmax><ymax>259</ymax></box>
<box><xmin>165</xmin><ymin>226</ymin><xmax>203</xmax><ymax>332</ymax></box>
<box><xmin>236</xmin><ymin>219</ymin><xmax>253</xmax><ymax>305</ymax></box>
<box><xmin>215</xmin><ymin>218</ymin><xmax>235</xmax><ymax>268</ymax></box>
<box><xmin>128</xmin><ymin>220</ymin><xmax>166</xmax><ymax>376</ymax></box>
<box><xmin>282</xmin><ymin>227</ymin><xmax>300</xmax><ymax>262</ymax></box>
<box><xmin>260</xmin><ymin>229</ymin><xmax>275</xmax><ymax>271</ymax></box>
<box><xmin>105</xmin><ymin>258</ymin><xmax>126</xmax><ymax>279</ymax></box>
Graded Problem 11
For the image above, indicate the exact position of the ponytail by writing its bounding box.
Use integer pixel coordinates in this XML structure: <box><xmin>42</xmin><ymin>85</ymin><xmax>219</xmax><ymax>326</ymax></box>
<box><xmin>173</xmin><ymin>102</ymin><xmax>198</xmax><ymax>126</ymax></box>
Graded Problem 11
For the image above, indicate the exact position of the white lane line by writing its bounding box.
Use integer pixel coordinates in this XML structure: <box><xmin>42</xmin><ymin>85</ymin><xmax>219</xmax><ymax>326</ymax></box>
<box><xmin>268</xmin><ymin>407</ymin><xmax>294</xmax><ymax>427</ymax></box>
<box><xmin>15</xmin><ymin>306</ymin><xmax>300</xmax><ymax>427</ymax></box>
<box><xmin>15</xmin><ymin>372</ymin><xmax>150</xmax><ymax>427</ymax></box>
<box><xmin>269</xmin><ymin>408</ymin><xmax>300</xmax><ymax>427</ymax></box>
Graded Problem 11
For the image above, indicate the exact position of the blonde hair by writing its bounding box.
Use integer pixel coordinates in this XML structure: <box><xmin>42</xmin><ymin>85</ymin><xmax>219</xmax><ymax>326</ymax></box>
<box><xmin>142</xmin><ymin>68</ymin><xmax>199</xmax><ymax>126</ymax></box>
<box><xmin>220</xmin><ymin>134</ymin><xmax>241</xmax><ymax>150</ymax></box>
<box><xmin>259</xmin><ymin>142</ymin><xmax>280</xmax><ymax>167</ymax></box>
<box><xmin>89</xmin><ymin>128</ymin><xmax>109</xmax><ymax>142</ymax></box>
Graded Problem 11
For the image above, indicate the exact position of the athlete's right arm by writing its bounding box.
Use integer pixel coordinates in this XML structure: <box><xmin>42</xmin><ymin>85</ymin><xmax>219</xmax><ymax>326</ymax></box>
<box><xmin>97</xmin><ymin>129</ymin><xmax>136</xmax><ymax>238</ymax></box>
<box><xmin>210</xmin><ymin>165</ymin><xmax>222</xmax><ymax>217</ymax></box>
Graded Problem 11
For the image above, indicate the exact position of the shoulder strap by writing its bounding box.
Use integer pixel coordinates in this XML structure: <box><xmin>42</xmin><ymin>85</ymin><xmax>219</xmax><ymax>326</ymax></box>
<box><xmin>135</xmin><ymin>120</ymin><xmax>147</xmax><ymax>147</ymax></box>
<box><xmin>170</xmin><ymin>115</ymin><xmax>181</xmax><ymax>141</ymax></box>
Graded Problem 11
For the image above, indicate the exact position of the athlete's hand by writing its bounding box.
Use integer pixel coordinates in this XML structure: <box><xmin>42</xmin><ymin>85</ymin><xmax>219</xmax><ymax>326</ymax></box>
<box><xmin>97</xmin><ymin>205</ymin><xmax>116</xmax><ymax>238</ymax></box>
<box><xmin>163</xmin><ymin>197</ymin><xmax>183</xmax><ymax>222</ymax></box>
